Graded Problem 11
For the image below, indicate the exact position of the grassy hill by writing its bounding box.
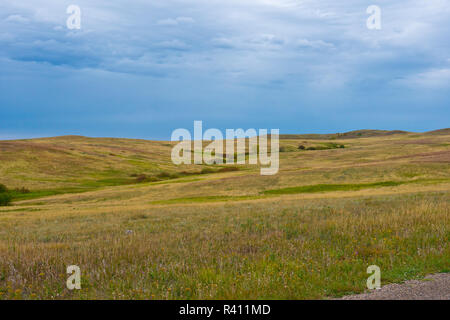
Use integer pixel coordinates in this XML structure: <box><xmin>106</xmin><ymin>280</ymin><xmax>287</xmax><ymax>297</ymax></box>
<box><xmin>0</xmin><ymin>130</ymin><xmax>449</xmax><ymax>299</ymax></box>
<box><xmin>279</xmin><ymin>129</ymin><xmax>410</xmax><ymax>140</ymax></box>
<box><xmin>0</xmin><ymin>136</ymin><xmax>176</xmax><ymax>190</ymax></box>
<box><xmin>425</xmin><ymin>128</ymin><xmax>450</xmax><ymax>135</ymax></box>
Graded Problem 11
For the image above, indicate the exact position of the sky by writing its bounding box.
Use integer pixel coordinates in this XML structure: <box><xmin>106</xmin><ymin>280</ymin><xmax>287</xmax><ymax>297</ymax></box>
<box><xmin>0</xmin><ymin>0</ymin><xmax>449</xmax><ymax>140</ymax></box>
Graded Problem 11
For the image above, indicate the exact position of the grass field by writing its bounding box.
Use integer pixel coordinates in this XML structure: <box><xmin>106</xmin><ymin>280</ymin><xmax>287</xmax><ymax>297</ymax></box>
<box><xmin>0</xmin><ymin>129</ymin><xmax>449</xmax><ymax>299</ymax></box>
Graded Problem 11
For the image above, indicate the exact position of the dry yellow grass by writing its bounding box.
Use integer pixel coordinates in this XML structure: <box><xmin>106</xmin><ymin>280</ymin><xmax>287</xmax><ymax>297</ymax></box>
<box><xmin>0</xmin><ymin>130</ymin><xmax>449</xmax><ymax>299</ymax></box>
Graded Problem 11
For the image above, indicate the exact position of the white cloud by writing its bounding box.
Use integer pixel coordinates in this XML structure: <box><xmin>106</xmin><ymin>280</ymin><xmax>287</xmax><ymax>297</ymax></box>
<box><xmin>211</xmin><ymin>37</ymin><xmax>236</xmax><ymax>48</ymax></box>
<box><xmin>395</xmin><ymin>68</ymin><xmax>450</xmax><ymax>88</ymax></box>
<box><xmin>296</xmin><ymin>39</ymin><xmax>334</xmax><ymax>49</ymax></box>
<box><xmin>156</xmin><ymin>39</ymin><xmax>189</xmax><ymax>50</ymax></box>
<box><xmin>176</xmin><ymin>17</ymin><xmax>195</xmax><ymax>23</ymax></box>
<box><xmin>157</xmin><ymin>16</ymin><xmax>195</xmax><ymax>26</ymax></box>
<box><xmin>157</xmin><ymin>18</ymin><xmax>178</xmax><ymax>26</ymax></box>
<box><xmin>5</xmin><ymin>14</ymin><xmax>29</xmax><ymax>23</ymax></box>
<box><xmin>211</xmin><ymin>34</ymin><xmax>285</xmax><ymax>51</ymax></box>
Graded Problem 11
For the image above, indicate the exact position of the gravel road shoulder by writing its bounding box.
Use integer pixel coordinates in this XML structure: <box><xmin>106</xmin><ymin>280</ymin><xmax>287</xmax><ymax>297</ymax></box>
<box><xmin>340</xmin><ymin>273</ymin><xmax>450</xmax><ymax>300</ymax></box>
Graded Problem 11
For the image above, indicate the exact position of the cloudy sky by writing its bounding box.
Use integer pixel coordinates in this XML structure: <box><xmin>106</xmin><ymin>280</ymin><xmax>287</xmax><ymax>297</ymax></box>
<box><xmin>0</xmin><ymin>0</ymin><xmax>449</xmax><ymax>139</ymax></box>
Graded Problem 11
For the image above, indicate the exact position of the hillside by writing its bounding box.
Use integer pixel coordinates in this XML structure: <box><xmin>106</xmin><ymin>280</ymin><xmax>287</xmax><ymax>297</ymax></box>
<box><xmin>0</xmin><ymin>129</ymin><xmax>449</xmax><ymax>299</ymax></box>
<box><xmin>0</xmin><ymin>129</ymin><xmax>448</xmax><ymax>203</ymax></box>
<box><xmin>279</xmin><ymin>129</ymin><xmax>410</xmax><ymax>140</ymax></box>
<box><xmin>0</xmin><ymin>136</ymin><xmax>184</xmax><ymax>195</ymax></box>
<box><xmin>425</xmin><ymin>128</ymin><xmax>450</xmax><ymax>135</ymax></box>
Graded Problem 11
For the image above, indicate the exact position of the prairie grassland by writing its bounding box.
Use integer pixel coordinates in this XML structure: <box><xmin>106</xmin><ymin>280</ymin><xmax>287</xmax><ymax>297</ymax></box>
<box><xmin>0</xmin><ymin>130</ymin><xmax>449</xmax><ymax>299</ymax></box>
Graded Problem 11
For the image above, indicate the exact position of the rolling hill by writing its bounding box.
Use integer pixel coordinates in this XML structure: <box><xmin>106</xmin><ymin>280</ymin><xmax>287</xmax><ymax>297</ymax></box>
<box><xmin>0</xmin><ymin>129</ymin><xmax>448</xmax><ymax>299</ymax></box>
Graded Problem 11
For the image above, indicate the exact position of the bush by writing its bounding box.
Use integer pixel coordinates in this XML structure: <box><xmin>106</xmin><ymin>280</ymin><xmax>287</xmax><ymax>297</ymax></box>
<box><xmin>217</xmin><ymin>166</ymin><xmax>239</xmax><ymax>173</ymax></box>
<box><xmin>180</xmin><ymin>171</ymin><xmax>196</xmax><ymax>176</ymax></box>
<box><xmin>135</xmin><ymin>174</ymin><xmax>149</xmax><ymax>183</ymax></box>
<box><xmin>200</xmin><ymin>167</ymin><xmax>215</xmax><ymax>174</ymax></box>
<box><xmin>0</xmin><ymin>184</ymin><xmax>7</xmax><ymax>193</ymax></box>
<box><xmin>156</xmin><ymin>171</ymin><xmax>180</xmax><ymax>179</ymax></box>
<box><xmin>135</xmin><ymin>174</ymin><xmax>160</xmax><ymax>183</ymax></box>
<box><xmin>279</xmin><ymin>146</ymin><xmax>287</xmax><ymax>152</ymax></box>
<box><xmin>298</xmin><ymin>145</ymin><xmax>305</xmax><ymax>150</ymax></box>
<box><xmin>14</xmin><ymin>187</ymin><xmax>30</xmax><ymax>194</ymax></box>
<box><xmin>156</xmin><ymin>171</ymin><xmax>172</xmax><ymax>179</ymax></box>
<box><xmin>0</xmin><ymin>193</ymin><xmax>12</xmax><ymax>206</ymax></box>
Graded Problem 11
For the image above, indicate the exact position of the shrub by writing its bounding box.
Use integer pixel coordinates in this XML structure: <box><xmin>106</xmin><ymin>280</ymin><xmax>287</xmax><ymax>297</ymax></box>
<box><xmin>339</xmin><ymin>144</ymin><xmax>345</xmax><ymax>148</ymax></box>
<box><xmin>169</xmin><ymin>173</ymin><xmax>180</xmax><ymax>179</ymax></box>
<box><xmin>135</xmin><ymin>174</ymin><xmax>149</xmax><ymax>183</ymax></box>
<box><xmin>0</xmin><ymin>184</ymin><xmax>7</xmax><ymax>193</ymax></box>
<box><xmin>279</xmin><ymin>146</ymin><xmax>287</xmax><ymax>152</ymax></box>
<box><xmin>14</xmin><ymin>187</ymin><xmax>30</xmax><ymax>194</ymax></box>
<box><xmin>180</xmin><ymin>171</ymin><xmax>196</xmax><ymax>176</ymax></box>
<box><xmin>135</xmin><ymin>174</ymin><xmax>160</xmax><ymax>183</ymax></box>
<box><xmin>156</xmin><ymin>171</ymin><xmax>172</xmax><ymax>179</ymax></box>
<box><xmin>323</xmin><ymin>143</ymin><xmax>340</xmax><ymax>149</ymax></box>
<box><xmin>156</xmin><ymin>171</ymin><xmax>180</xmax><ymax>179</ymax></box>
<box><xmin>0</xmin><ymin>193</ymin><xmax>12</xmax><ymax>206</ymax></box>
<box><xmin>298</xmin><ymin>145</ymin><xmax>305</xmax><ymax>150</ymax></box>
<box><xmin>200</xmin><ymin>167</ymin><xmax>215</xmax><ymax>174</ymax></box>
<box><xmin>217</xmin><ymin>167</ymin><xmax>239</xmax><ymax>173</ymax></box>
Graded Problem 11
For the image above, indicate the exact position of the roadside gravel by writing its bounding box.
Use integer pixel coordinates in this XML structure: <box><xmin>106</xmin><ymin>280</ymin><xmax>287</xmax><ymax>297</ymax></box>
<box><xmin>340</xmin><ymin>273</ymin><xmax>450</xmax><ymax>300</ymax></box>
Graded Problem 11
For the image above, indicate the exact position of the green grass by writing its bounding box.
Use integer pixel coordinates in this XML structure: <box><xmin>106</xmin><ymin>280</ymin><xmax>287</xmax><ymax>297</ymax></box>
<box><xmin>0</xmin><ymin>193</ymin><xmax>12</xmax><ymax>206</ymax></box>
<box><xmin>263</xmin><ymin>181</ymin><xmax>406</xmax><ymax>195</ymax></box>
<box><xmin>9</xmin><ymin>188</ymin><xmax>91</xmax><ymax>201</ymax></box>
<box><xmin>6</xmin><ymin>165</ymin><xmax>243</xmax><ymax>202</ymax></box>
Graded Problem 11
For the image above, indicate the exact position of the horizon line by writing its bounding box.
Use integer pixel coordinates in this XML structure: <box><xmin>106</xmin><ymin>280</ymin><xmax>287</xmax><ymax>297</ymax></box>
<box><xmin>1</xmin><ymin>128</ymin><xmax>448</xmax><ymax>142</ymax></box>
